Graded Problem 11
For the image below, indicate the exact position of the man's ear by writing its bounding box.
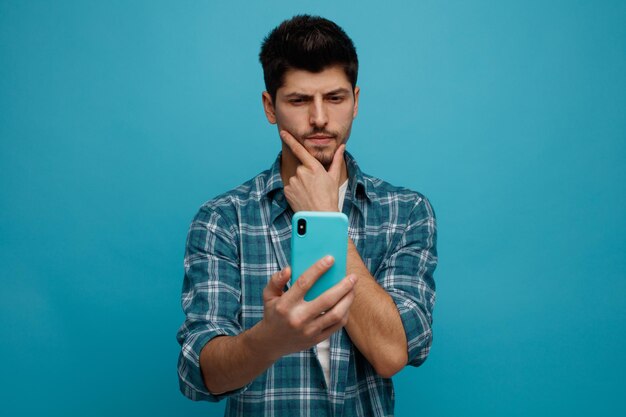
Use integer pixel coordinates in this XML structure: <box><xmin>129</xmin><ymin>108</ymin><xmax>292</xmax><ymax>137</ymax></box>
<box><xmin>262</xmin><ymin>91</ymin><xmax>277</xmax><ymax>124</ymax></box>
<box><xmin>352</xmin><ymin>86</ymin><xmax>360</xmax><ymax>119</ymax></box>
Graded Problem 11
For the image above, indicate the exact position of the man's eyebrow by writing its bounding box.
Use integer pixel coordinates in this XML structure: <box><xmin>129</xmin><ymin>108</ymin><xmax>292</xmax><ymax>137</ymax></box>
<box><xmin>284</xmin><ymin>92</ymin><xmax>312</xmax><ymax>98</ymax></box>
<box><xmin>283</xmin><ymin>88</ymin><xmax>352</xmax><ymax>98</ymax></box>
<box><xmin>324</xmin><ymin>88</ymin><xmax>351</xmax><ymax>96</ymax></box>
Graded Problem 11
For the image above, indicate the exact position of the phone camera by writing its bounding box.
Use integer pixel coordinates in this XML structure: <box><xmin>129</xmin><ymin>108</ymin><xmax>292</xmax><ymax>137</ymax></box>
<box><xmin>297</xmin><ymin>218</ymin><xmax>307</xmax><ymax>236</ymax></box>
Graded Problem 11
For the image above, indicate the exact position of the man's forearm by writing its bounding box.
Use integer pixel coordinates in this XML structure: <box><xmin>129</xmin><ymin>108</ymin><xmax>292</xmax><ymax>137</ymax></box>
<box><xmin>199</xmin><ymin>321</ymin><xmax>277</xmax><ymax>394</ymax></box>
<box><xmin>344</xmin><ymin>239</ymin><xmax>408</xmax><ymax>378</ymax></box>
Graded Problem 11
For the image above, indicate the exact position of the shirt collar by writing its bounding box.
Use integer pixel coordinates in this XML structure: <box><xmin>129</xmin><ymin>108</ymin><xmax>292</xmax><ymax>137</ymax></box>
<box><xmin>261</xmin><ymin>150</ymin><xmax>372</xmax><ymax>218</ymax></box>
<box><xmin>262</xmin><ymin>153</ymin><xmax>286</xmax><ymax>199</ymax></box>
<box><xmin>344</xmin><ymin>150</ymin><xmax>372</xmax><ymax>203</ymax></box>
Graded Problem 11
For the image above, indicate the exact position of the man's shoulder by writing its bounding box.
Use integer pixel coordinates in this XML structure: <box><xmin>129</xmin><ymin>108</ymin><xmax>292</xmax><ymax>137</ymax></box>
<box><xmin>360</xmin><ymin>170</ymin><xmax>432</xmax><ymax>210</ymax></box>
<box><xmin>192</xmin><ymin>167</ymin><xmax>273</xmax><ymax>225</ymax></box>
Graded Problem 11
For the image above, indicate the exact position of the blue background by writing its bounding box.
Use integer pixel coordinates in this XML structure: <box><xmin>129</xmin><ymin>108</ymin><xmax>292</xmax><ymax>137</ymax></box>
<box><xmin>1</xmin><ymin>1</ymin><xmax>624</xmax><ymax>416</ymax></box>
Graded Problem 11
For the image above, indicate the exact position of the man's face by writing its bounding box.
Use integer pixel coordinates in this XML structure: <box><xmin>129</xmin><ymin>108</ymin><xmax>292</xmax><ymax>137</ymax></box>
<box><xmin>263</xmin><ymin>66</ymin><xmax>360</xmax><ymax>168</ymax></box>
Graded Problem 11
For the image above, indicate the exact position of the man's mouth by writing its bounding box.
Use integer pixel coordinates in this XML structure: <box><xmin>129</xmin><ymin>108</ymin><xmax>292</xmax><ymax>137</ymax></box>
<box><xmin>305</xmin><ymin>135</ymin><xmax>334</xmax><ymax>145</ymax></box>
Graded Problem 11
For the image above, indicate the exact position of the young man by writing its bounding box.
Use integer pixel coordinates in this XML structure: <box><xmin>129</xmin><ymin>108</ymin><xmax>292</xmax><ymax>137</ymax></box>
<box><xmin>177</xmin><ymin>15</ymin><xmax>437</xmax><ymax>416</ymax></box>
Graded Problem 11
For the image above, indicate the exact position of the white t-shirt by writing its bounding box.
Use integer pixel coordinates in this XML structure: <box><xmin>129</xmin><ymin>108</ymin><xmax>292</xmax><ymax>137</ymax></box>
<box><xmin>316</xmin><ymin>179</ymin><xmax>349</xmax><ymax>386</ymax></box>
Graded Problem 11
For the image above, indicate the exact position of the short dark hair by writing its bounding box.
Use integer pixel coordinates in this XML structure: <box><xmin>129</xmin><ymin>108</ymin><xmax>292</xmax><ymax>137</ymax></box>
<box><xmin>259</xmin><ymin>15</ymin><xmax>359</xmax><ymax>101</ymax></box>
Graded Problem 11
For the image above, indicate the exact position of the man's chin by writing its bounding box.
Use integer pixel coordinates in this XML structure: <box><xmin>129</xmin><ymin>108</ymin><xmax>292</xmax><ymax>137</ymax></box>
<box><xmin>299</xmin><ymin>139</ymin><xmax>339</xmax><ymax>167</ymax></box>
<box><xmin>310</xmin><ymin>147</ymin><xmax>335</xmax><ymax>168</ymax></box>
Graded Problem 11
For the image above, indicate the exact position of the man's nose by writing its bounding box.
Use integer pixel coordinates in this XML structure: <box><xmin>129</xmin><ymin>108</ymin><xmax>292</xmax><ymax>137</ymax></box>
<box><xmin>309</xmin><ymin>98</ymin><xmax>328</xmax><ymax>128</ymax></box>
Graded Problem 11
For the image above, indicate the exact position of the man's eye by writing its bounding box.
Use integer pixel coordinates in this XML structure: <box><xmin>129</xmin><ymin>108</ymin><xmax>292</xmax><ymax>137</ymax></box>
<box><xmin>289</xmin><ymin>98</ymin><xmax>305</xmax><ymax>104</ymax></box>
<box><xmin>328</xmin><ymin>96</ymin><xmax>344</xmax><ymax>103</ymax></box>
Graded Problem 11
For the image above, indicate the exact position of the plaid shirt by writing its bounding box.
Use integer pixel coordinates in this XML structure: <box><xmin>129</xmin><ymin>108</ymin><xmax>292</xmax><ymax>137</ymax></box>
<box><xmin>177</xmin><ymin>151</ymin><xmax>437</xmax><ymax>417</ymax></box>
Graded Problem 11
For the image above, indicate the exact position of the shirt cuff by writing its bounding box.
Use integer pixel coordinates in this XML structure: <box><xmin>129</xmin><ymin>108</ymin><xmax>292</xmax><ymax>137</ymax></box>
<box><xmin>390</xmin><ymin>293</ymin><xmax>433</xmax><ymax>367</ymax></box>
<box><xmin>178</xmin><ymin>326</ymin><xmax>251</xmax><ymax>402</ymax></box>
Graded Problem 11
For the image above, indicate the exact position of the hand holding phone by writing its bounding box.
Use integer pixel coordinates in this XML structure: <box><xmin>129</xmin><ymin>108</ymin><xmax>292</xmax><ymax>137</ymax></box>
<box><xmin>259</xmin><ymin>252</ymin><xmax>356</xmax><ymax>359</ymax></box>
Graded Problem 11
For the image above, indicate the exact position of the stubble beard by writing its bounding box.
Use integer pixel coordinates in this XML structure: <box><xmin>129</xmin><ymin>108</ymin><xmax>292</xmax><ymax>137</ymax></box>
<box><xmin>298</xmin><ymin>127</ymin><xmax>347</xmax><ymax>169</ymax></box>
<box><xmin>310</xmin><ymin>146</ymin><xmax>334</xmax><ymax>168</ymax></box>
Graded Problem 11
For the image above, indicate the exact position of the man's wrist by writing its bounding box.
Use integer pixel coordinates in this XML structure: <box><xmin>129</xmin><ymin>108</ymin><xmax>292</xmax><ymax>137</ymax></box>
<box><xmin>312</xmin><ymin>204</ymin><xmax>339</xmax><ymax>212</ymax></box>
<box><xmin>246</xmin><ymin>320</ymin><xmax>283</xmax><ymax>363</ymax></box>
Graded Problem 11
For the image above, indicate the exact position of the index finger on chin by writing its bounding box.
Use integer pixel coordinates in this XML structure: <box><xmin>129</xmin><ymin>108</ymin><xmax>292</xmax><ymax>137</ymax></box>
<box><xmin>280</xmin><ymin>130</ymin><xmax>318</xmax><ymax>168</ymax></box>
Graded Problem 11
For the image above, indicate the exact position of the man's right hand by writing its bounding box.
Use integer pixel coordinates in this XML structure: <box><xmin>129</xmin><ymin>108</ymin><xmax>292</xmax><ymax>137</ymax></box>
<box><xmin>257</xmin><ymin>255</ymin><xmax>357</xmax><ymax>360</ymax></box>
<box><xmin>198</xmin><ymin>255</ymin><xmax>356</xmax><ymax>394</ymax></box>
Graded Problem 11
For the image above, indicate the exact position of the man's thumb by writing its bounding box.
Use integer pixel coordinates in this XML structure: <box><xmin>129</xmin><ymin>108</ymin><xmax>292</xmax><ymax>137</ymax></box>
<box><xmin>268</xmin><ymin>267</ymin><xmax>291</xmax><ymax>295</ymax></box>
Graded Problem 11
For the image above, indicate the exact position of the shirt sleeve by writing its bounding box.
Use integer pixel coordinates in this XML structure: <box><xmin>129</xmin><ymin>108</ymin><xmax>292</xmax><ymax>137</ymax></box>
<box><xmin>374</xmin><ymin>195</ymin><xmax>438</xmax><ymax>367</ymax></box>
<box><xmin>176</xmin><ymin>204</ymin><xmax>249</xmax><ymax>401</ymax></box>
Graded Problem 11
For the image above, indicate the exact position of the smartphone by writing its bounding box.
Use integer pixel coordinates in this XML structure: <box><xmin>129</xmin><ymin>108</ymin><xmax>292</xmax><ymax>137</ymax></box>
<box><xmin>290</xmin><ymin>211</ymin><xmax>349</xmax><ymax>302</ymax></box>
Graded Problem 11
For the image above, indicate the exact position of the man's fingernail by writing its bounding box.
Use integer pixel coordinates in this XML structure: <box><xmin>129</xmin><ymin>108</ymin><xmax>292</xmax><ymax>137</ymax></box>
<box><xmin>349</xmin><ymin>274</ymin><xmax>356</xmax><ymax>284</ymax></box>
<box><xmin>323</xmin><ymin>255</ymin><xmax>334</xmax><ymax>266</ymax></box>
